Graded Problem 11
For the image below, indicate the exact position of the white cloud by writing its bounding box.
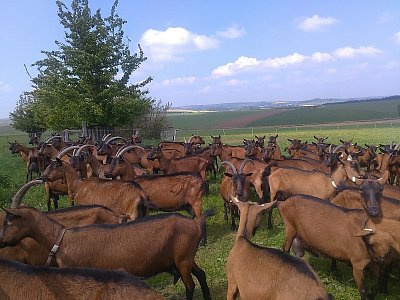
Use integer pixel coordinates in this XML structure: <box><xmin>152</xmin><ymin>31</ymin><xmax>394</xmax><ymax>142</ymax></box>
<box><xmin>199</xmin><ymin>86</ymin><xmax>211</xmax><ymax>93</ymax></box>
<box><xmin>262</xmin><ymin>53</ymin><xmax>307</xmax><ymax>68</ymax></box>
<box><xmin>297</xmin><ymin>15</ymin><xmax>338</xmax><ymax>32</ymax></box>
<box><xmin>140</xmin><ymin>27</ymin><xmax>219</xmax><ymax>62</ymax></box>
<box><xmin>333</xmin><ymin>46</ymin><xmax>382</xmax><ymax>58</ymax></box>
<box><xmin>212</xmin><ymin>53</ymin><xmax>307</xmax><ymax>77</ymax></box>
<box><xmin>212</xmin><ymin>45</ymin><xmax>383</xmax><ymax>77</ymax></box>
<box><xmin>0</xmin><ymin>81</ymin><xmax>10</xmax><ymax>91</ymax></box>
<box><xmin>222</xmin><ymin>79</ymin><xmax>247</xmax><ymax>86</ymax></box>
<box><xmin>326</xmin><ymin>68</ymin><xmax>338</xmax><ymax>75</ymax></box>
<box><xmin>162</xmin><ymin>76</ymin><xmax>196</xmax><ymax>86</ymax></box>
<box><xmin>395</xmin><ymin>31</ymin><xmax>400</xmax><ymax>44</ymax></box>
<box><xmin>311</xmin><ymin>52</ymin><xmax>333</xmax><ymax>62</ymax></box>
<box><xmin>381</xmin><ymin>61</ymin><xmax>399</xmax><ymax>70</ymax></box>
<box><xmin>212</xmin><ymin>56</ymin><xmax>260</xmax><ymax>77</ymax></box>
<box><xmin>216</xmin><ymin>25</ymin><xmax>246</xmax><ymax>39</ymax></box>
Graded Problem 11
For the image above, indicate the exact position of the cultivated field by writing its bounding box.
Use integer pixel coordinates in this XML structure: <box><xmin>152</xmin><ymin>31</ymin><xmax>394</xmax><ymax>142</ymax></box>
<box><xmin>168</xmin><ymin>97</ymin><xmax>400</xmax><ymax>130</ymax></box>
<box><xmin>1</xmin><ymin>124</ymin><xmax>400</xmax><ymax>299</ymax></box>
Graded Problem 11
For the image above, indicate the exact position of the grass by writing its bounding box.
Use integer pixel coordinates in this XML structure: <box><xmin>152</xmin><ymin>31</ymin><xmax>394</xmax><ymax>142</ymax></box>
<box><xmin>1</xmin><ymin>126</ymin><xmax>400</xmax><ymax>299</ymax></box>
<box><xmin>167</xmin><ymin>98</ymin><xmax>400</xmax><ymax>130</ymax></box>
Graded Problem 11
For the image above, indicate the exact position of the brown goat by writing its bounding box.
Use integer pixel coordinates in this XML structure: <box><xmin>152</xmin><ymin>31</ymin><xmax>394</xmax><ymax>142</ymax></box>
<box><xmin>0</xmin><ymin>207</ymin><xmax>212</xmax><ymax>300</ymax></box>
<box><xmin>0</xmin><ymin>205</ymin><xmax>126</xmax><ymax>266</ymax></box>
<box><xmin>226</xmin><ymin>198</ymin><xmax>332</xmax><ymax>300</ymax></box>
<box><xmin>223</xmin><ymin>156</ymin><xmax>268</xmax><ymax>201</ymax></box>
<box><xmin>148</xmin><ymin>146</ymin><xmax>209</xmax><ymax>181</ymax></box>
<box><xmin>278</xmin><ymin>195</ymin><xmax>400</xmax><ymax>299</ymax></box>
<box><xmin>219</xmin><ymin>160</ymin><xmax>253</xmax><ymax>230</ymax></box>
<box><xmin>0</xmin><ymin>258</ymin><xmax>165</xmax><ymax>300</ymax></box>
<box><xmin>134</xmin><ymin>172</ymin><xmax>209</xmax><ymax>245</ymax></box>
<box><xmin>39</xmin><ymin>158</ymin><xmax>147</xmax><ymax>220</ymax></box>
<box><xmin>266</xmin><ymin>159</ymin><xmax>363</xmax><ymax>228</ymax></box>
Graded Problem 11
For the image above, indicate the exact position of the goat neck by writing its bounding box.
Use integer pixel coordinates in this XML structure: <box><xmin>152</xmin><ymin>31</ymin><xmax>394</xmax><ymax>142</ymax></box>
<box><xmin>1</xmin><ymin>207</ymin><xmax>65</xmax><ymax>254</ymax></box>
<box><xmin>234</xmin><ymin>198</ymin><xmax>275</xmax><ymax>240</ymax></box>
<box><xmin>330</xmin><ymin>163</ymin><xmax>348</xmax><ymax>188</ymax></box>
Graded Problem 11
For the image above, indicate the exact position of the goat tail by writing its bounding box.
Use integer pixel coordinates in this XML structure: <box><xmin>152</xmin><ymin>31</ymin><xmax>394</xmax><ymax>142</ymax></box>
<box><xmin>201</xmin><ymin>180</ymin><xmax>209</xmax><ymax>196</ymax></box>
<box><xmin>139</xmin><ymin>196</ymin><xmax>159</xmax><ymax>217</ymax></box>
<box><xmin>261</xmin><ymin>162</ymin><xmax>277</xmax><ymax>203</ymax></box>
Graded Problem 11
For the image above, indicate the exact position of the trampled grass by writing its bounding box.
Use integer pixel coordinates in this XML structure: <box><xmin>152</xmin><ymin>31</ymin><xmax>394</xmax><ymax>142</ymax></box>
<box><xmin>1</xmin><ymin>127</ymin><xmax>400</xmax><ymax>299</ymax></box>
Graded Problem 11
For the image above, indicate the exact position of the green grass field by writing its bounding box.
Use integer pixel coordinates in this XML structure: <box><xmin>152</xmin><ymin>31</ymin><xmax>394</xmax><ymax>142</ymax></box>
<box><xmin>167</xmin><ymin>98</ymin><xmax>400</xmax><ymax>130</ymax></box>
<box><xmin>1</xmin><ymin>125</ymin><xmax>400</xmax><ymax>299</ymax></box>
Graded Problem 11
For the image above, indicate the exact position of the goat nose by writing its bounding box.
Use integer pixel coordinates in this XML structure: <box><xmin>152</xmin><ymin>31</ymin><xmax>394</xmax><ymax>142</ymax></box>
<box><xmin>368</xmin><ymin>207</ymin><xmax>380</xmax><ymax>217</ymax></box>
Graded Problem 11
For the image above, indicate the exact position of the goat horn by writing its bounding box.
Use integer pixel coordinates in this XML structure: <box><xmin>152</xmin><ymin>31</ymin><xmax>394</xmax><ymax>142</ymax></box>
<box><xmin>11</xmin><ymin>180</ymin><xmax>44</xmax><ymax>208</ymax></box>
<box><xmin>239</xmin><ymin>158</ymin><xmax>254</xmax><ymax>173</ymax></box>
<box><xmin>102</xmin><ymin>133</ymin><xmax>112</xmax><ymax>142</ymax></box>
<box><xmin>220</xmin><ymin>160</ymin><xmax>238</xmax><ymax>174</ymax></box>
<box><xmin>105</xmin><ymin>136</ymin><xmax>125</xmax><ymax>145</ymax></box>
<box><xmin>394</xmin><ymin>144</ymin><xmax>400</xmax><ymax>151</ymax></box>
<box><xmin>44</xmin><ymin>135</ymin><xmax>62</xmax><ymax>143</ymax></box>
<box><xmin>116</xmin><ymin>145</ymin><xmax>143</xmax><ymax>157</ymax></box>
<box><xmin>75</xmin><ymin>144</ymin><xmax>95</xmax><ymax>156</ymax></box>
<box><xmin>333</xmin><ymin>144</ymin><xmax>345</xmax><ymax>153</ymax></box>
<box><xmin>57</xmin><ymin>145</ymin><xmax>80</xmax><ymax>159</ymax></box>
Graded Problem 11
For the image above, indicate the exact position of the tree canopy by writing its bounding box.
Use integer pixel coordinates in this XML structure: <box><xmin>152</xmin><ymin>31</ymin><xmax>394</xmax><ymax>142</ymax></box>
<box><xmin>11</xmin><ymin>0</ymin><xmax>157</xmax><ymax>131</ymax></box>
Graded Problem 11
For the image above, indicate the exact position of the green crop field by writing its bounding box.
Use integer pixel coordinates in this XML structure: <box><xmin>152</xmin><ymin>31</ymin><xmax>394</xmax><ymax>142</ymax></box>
<box><xmin>1</xmin><ymin>124</ymin><xmax>400</xmax><ymax>299</ymax></box>
<box><xmin>168</xmin><ymin>98</ymin><xmax>400</xmax><ymax>130</ymax></box>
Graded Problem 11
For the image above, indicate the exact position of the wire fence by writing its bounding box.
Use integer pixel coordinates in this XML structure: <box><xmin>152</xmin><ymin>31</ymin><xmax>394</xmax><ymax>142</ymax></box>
<box><xmin>3</xmin><ymin>118</ymin><xmax>400</xmax><ymax>146</ymax></box>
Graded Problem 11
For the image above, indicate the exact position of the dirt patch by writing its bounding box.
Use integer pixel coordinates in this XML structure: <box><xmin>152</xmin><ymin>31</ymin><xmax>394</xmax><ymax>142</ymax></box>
<box><xmin>214</xmin><ymin>109</ymin><xmax>287</xmax><ymax>128</ymax></box>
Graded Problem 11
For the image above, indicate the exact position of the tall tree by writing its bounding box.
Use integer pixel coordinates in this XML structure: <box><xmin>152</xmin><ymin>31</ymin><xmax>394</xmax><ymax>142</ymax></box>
<box><xmin>12</xmin><ymin>0</ymin><xmax>153</xmax><ymax>130</ymax></box>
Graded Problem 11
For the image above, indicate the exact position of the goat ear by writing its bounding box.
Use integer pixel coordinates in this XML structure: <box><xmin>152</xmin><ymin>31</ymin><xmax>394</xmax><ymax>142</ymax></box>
<box><xmin>260</xmin><ymin>200</ymin><xmax>277</xmax><ymax>210</ymax></box>
<box><xmin>230</xmin><ymin>196</ymin><xmax>243</xmax><ymax>206</ymax></box>
<box><xmin>1</xmin><ymin>207</ymin><xmax>21</xmax><ymax>218</ymax></box>
<box><xmin>354</xmin><ymin>228</ymin><xmax>374</xmax><ymax>237</ymax></box>
<box><xmin>377</xmin><ymin>171</ymin><xmax>389</xmax><ymax>186</ymax></box>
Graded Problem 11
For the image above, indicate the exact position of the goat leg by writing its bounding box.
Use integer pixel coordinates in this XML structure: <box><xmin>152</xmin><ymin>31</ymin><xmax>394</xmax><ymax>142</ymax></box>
<box><xmin>223</xmin><ymin>203</ymin><xmax>228</xmax><ymax>223</ymax></box>
<box><xmin>191</xmin><ymin>263</ymin><xmax>211</xmax><ymax>300</ymax></box>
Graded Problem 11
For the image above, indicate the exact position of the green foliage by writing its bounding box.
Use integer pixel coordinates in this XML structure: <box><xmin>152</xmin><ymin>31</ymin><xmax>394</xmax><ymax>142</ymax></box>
<box><xmin>12</xmin><ymin>0</ymin><xmax>153</xmax><ymax>131</ymax></box>
<box><xmin>9</xmin><ymin>93</ymin><xmax>47</xmax><ymax>133</ymax></box>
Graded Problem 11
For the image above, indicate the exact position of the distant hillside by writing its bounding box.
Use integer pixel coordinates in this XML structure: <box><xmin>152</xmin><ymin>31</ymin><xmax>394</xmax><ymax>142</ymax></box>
<box><xmin>171</xmin><ymin>95</ymin><xmax>399</xmax><ymax>112</ymax></box>
<box><xmin>167</xmin><ymin>97</ymin><xmax>400</xmax><ymax>129</ymax></box>
<box><xmin>0</xmin><ymin>118</ymin><xmax>10</xmax><ymax>126</ymax></box>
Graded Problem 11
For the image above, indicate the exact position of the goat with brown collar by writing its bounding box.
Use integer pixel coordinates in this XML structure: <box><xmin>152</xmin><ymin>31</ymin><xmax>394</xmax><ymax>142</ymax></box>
<box><xmin>226</xmin><ymin>197</ymin><xmax>332</xmax><ymax>300</ymax></box>
<box><xmin>0</xmin><ymin>204</ymin><xmax>126</xmax><ymax>266</ymax></box>
<box><xmin>0</xmin><ymin>207</ymin><xmax>212</xmax><ymax>300</ymax></box>
<box><xmin>278</xmin><ymin>194</ymin><xmax>400</xmax><ymax>299</ymax></box>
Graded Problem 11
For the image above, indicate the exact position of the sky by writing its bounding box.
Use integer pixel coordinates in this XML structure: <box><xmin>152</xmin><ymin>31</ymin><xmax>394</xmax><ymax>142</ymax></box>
<box><xmin>0</xmin><ymin>1</ymin><xmax>400</xmax><ymax>118</ymax></box>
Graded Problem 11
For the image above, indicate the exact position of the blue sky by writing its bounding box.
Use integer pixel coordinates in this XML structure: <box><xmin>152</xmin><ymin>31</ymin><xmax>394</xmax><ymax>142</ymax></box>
<box><xmin>1</xmin><ymin>1</ymin><xmax>400</xmax><ymax>118</ymax></box>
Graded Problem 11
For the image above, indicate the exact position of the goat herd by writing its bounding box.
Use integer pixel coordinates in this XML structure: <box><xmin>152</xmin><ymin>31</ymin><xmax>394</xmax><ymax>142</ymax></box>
<box><xmin>3</xmin><ymin>133</ymin><xmax>400</xmax><ymax>299</ymax></box>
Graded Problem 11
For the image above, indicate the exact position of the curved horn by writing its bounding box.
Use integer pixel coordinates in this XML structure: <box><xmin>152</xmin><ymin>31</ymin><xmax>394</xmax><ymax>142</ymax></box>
<box><xmin>239</xmin><ymin>158</ymin><xmax>254</xmax><ymax>173</ymax></box>
<box><xmin>116</xmin><ymin>145</ymin><xmax>144</xmax><ymax>157</ymax></box>
<box><xmin>333</xmin><ymin>144</ymin><xmax>345</xmax><ymax>153</ymax></box>
<box><xmin>328</xmin><ymin>144</ymin><xmax>333</xmax><ymax>153</ymax></box>
<box><xmin>11</xmin><ymin>180</ymin><xmax>44</xmax><ymax>208</ymax></box>
<box><xmin>57</xmin><ymin>145</ymin><xmax>80</xmax><ymax>159</ymax></box>
<box><xmin>394</xmin><ymin>144</ymin><xmax>400</xmax><ymax>151</ymax></box>
<box><xmin>219</xmin><ymin>160</ymin><xmax>238</xmax><ymax>174</ymax></box>
<box><xmin>105</xmin><ymin>136</ymin><xmax>125</xmax><ymax>145</ymax></box>
<box><xmin>102</xmin><ymin>133</ymin><xmax>112</xmax><ymax>142</ymax></box>
<box><xmin>44</xmin><ymin>135</ymin><xmax>62</xmax><ymax>143</ymax></box>
<box><xmin>75</xmin><ymin>144</ymin><xmax>95</xmax><ymax>156</ymax></box>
